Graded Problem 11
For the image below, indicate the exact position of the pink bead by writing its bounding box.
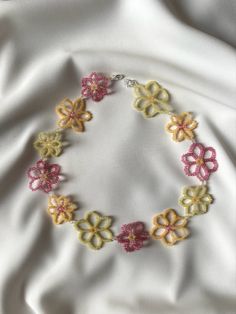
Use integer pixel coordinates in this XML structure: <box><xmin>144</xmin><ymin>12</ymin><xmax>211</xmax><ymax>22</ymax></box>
<box><xmin>166</xmin><ymin>225</ymin><xmax>173</xmax><ymax>232</ymax></box>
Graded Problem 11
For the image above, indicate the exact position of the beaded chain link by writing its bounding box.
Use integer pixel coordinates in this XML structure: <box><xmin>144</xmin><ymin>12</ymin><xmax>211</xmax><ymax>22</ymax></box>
<box><xmin>27</xmin><ymin>72</ymin><xmax>218</xmax><ymax>252</ymax></box>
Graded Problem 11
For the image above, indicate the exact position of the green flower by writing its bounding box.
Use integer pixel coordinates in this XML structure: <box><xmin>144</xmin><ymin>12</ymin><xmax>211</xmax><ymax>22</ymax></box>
<box><xmin>74</xmin><ymin>211</ymin><xmax>114</xmax><ymax>250</ymax></box>
<box><xmin>133</xmin><ymin>81</ymin><xmax>170</xmax><ymax>118</ymax></box>
<box><xmin>34</xmin><ymin>131</ymin><xmax>62</xmax><ymax>158</ymax></box>
<box><xmin>179</xmin><ymin>185</ymin><xmax>213</xmax><ymax>216</ymax></box>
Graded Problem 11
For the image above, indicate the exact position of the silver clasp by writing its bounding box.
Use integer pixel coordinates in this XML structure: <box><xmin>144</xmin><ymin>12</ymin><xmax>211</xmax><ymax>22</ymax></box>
<box><xmin>110</xmin><ymin>73</ymin><xmax>126</xmax><ymax>81</ymax></box>
<box><xmin>124</xmin><ymin>78</ymin><xmax>138</xmax><ymax>88</ymax></box>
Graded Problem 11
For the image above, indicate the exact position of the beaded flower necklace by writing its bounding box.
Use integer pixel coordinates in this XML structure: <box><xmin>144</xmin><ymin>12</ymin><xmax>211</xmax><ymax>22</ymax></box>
<box><xmin>27</xmin><ymin>72</ymin><xmax>218</xmax><ymax>252</ymax></box>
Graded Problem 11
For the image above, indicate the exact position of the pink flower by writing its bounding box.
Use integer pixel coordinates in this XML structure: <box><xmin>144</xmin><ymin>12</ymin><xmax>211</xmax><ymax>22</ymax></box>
<box><xmin>27</xmin><ymin>159</ymin><xmax>61</xmax><ymax>193</ymax></box>
<box><xmin>181</xmin><ymin>143</ymin><xmax>218</xmax><ymax>181</ymax></box>
<box><xmin>81</xmin><ymin>72</ymin><xmax>110</xmax><ymax>102</ymax></box>
<box><xmin>116</xmin><ymin>222</ymin><xmax>149</xmax><ymax>252</ymax></box>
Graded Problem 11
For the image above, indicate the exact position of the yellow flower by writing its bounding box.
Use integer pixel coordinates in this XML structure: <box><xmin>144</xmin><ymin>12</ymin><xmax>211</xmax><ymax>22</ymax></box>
<box><xmin>165</xmin><ymin>112</ymin><xmax>198</xmax><ymax>142</ymax></box>
<box><xmin>47</xmin><ymin>194</ymin><xmax>77</xmax><ymax>224</ymax></box>
<box><xmin>33</xmin><ymin>131</ymin><xmax>63</xmax><ymax>158</ymax></box>
<box><xmin>55</xmin><ymin>98</ymin><xmax>92</xmax><ymax>132</ymax></box>
<box><xmin>74</xmin><ymin>211</ymin><xmax>114</xmax><ymax>250</ymax></box>
<box><xmin>179</xmin><ymin>185</ymin><xmax>213</xmax><ymax>216</ymax></box>
<box><xmin>133</xmin><ymin>81</ymin><xmax>170</xmax><ymax>118</ymax></box>
<box><xmin>150</xmin><ymin>208</ymin><xmax>189</xmax><ymax>246</ymax></box>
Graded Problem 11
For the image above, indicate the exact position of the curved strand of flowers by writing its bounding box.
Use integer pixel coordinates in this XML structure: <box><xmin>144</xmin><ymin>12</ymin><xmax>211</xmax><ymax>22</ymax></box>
<box><xmin>27</xmin><ymin>72</ymin><xmax>218</xmax><ymax>252</ymax></box>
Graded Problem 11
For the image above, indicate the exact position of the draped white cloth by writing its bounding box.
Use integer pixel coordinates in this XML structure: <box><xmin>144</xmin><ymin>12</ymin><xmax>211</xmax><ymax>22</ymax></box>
<box><xmin>0</xmin><ymin>1</ymin><xmax>236</xmax><ymax>313</ymax></box>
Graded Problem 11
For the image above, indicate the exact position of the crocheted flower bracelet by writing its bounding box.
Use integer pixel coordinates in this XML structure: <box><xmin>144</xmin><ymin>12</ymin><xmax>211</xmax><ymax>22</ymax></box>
<box><xmin>27</xmin><ymin>72</ymin><xmax>218</xmax><ymax>252</ymax></box>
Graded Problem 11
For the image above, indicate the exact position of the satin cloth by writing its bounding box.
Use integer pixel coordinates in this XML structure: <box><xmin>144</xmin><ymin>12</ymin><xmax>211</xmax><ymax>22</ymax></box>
<box><xmin>0</xmin><ymin>1</ymin><xmax>236</xmax><ymax>314</ymax></box>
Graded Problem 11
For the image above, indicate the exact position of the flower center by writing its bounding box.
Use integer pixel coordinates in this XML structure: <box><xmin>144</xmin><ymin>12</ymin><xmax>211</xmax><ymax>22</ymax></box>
<box><xmin>90</xmin><ymin>83</ymin><xmax>98</xmax><ymax>91</ymax></box>
<box><xmin>148</xmin><ymin>95</ymin><xmax>155</xmax><ymax>102</ymax></box>
<box><xmin>128</xmin><ymin>233</ymin><xmax>136</xmax><ymax>241</ymax></box>
<box><xmin>90</xmin><ymin>226</ymin><xmax>97</xmax><ymax>233</ymax></box>
<box><xmin>69</xmin><ymin>111</ymin><xmax>76</xmax><ymax>118</ymax></box>
<box><xmin>178</xmin><ymin>124</ymin><xmax>186</xmax><ymax>130</ymax></box>
<box><xmin>57</xmin><ymin>205</ymin><xmax>65</xmax><ymax>212</ymax></box>
<box><xmin>192</xmin><ymin>197</ymin><xmax>199</xmax><ymax>204</ymax></box>
<box><xmin>165</xmin><ymin>224</ymin><xmax>173</xmax><ymax>232</ymax></box>
<box><xmin>196</xmin><ymin>158</ymin><xmax>204</xmax><ymax>165</ymax></box>
<box><xmin>46</xmin><ymin>141</ymin><xmax>53</xmax><ymax>147</ymax></box>
<box><xmin>40</xmin><ymin>173</ymin><xmax>48</xmax><ymax>181</ymax></box>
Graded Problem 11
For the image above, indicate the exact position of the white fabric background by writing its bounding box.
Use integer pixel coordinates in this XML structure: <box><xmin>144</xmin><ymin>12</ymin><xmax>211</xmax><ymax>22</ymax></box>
<box><xmin>0</xmin><ymin>1</ymin><xmax>236</xmax><ymax>314</ymax></box>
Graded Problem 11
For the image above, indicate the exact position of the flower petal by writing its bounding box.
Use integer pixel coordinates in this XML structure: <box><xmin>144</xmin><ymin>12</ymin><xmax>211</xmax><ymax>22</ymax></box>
<box><xmin>174</xmin><ymin>217</ymin><xmax>188</xmax><ymax>228</ymax></box>
<box><xmin>40</xmin><ymin>181</ymin><xmax>52</xmax><ymax>193</ymax></box>
<box><xmin>134</xmin><ymin>84</ymin><xmax>150</xmax><ymax>98</ymax></box>
<box><xmin>98</xmin><ymin>229</ymin><xmax>114</xmax><ymax>242</ymax></box>
<box><xmin>82</xmin><ymin>77</ymin><xmax>93</xmax><ymax>87</ymax></box>
<box><xmin>204</xmin><ymin>147</ymin><xmax>216</xmax><ymax>159</ymax></box>
<box><xmin>133</xmin><ymin>97</ymin><xmax>149</xmax><ymax>112</ymax></box>
<box><xmin>152</xmin><ymin>215</ymin><xmax>169</xmax><ymax>227</ymax></box>
<box><xmin>29</xmin><ymin>178</ymin><xmax>41</xmax><ymax>191</ymax></box>
<box><xmin>195</xmin><ymin>203</ymin><xmax>208</xmax><ymax>214</ymax></box>
<box><xmin>85</xmin><ymin>211</ymin><xmax>102</xmax><ymax>227</ymax></box>
<box><xmin>74</xmin><ymin>98</ymin><xmax>86</xmax><ymax>112</ymax></box>
<box><xmin>56</xmin><ymin>101</ymin><xmax>72</xmax><ymax>118</ymax></box>
<box><xmin>48</xmin><ymin>206</ymin><xmax>57</xmax><ymax>215</ymax></box>
<box><xmin>150</xmin><ymin>226</ymin><xmax>167</xmax><ymax>240</ymax></box>
<box><xmin>75</xmin><ymin>219</ymin><xmax>92</xmax><ymax>232</ymax></box>
<box><xmin>145</xmin><ymin>81</ymin><xmax>161</xmax><ymax>95</ymax></box>
<box><xmin>162</xmin><ymin>231</ymin><xmax>178</xmax><ymax>246</ymax></box>
<box><xmin>79</xmin><ymin>111</ymin><xmax>93</xmax><ymax>122</ymax></box>
<box><xmin>179</xmin><ymin>196</ymin><xmax>192</xmax><ymax>207</ymax></box>
<box><xmin>197</xmin><ymin>165</ymin><xmax>210</xmax><ymax>181</ymax></box>
<box><xmin>143</xmin><ymin>103</ymin><xmax>160</xmax><ymax>118</ymax></box>
<box><xmin>205</xmin><ymin>159</ymin><xmax>218</xmax><ymax>173</ymax></box>
<box><xmin>56</xmin><ymin>211</ymin><xmax>72</xmax><ymax>224</ymax></box>
<box><xmin>189</xmin><ymin>143</ymin><xmax>205</xmax><ymax>158</ymax></box>
<box><xmin>71</xmin><ymin>118</ymin><xmax>85</xmax><ymax>132</ymax></box>
<box><xmin>184</xmin><ymin>163</ymin><xmax>198</xmax><ymax>176</ymax></box>
<box><xmin>88</xmin><ymin>233</ymin><xmax>104</xmax><ymax>250</ymax></box>
<box><xmin>166</xmin><ymin>122</ymin><xmax>179</xmax><ymax>133</ymax></box>
<box><xmin>173</xmin><ymin>129</ymin><xmax>185</xmax><ymax>142</ymax></box>
<box><xmin>173</xmin><ymin>227</ymin><xmax>189</xmax><ymax>241</ymax></box>
<box><xmin>97</xmin><ymin>216</ymin><xmax>112</xmax><ymax>229</ymax></box>
<box><xmin>36</xmin><ymin>160</ymin><xmax>47</xmax><ymax>169</ymax></box>
<box><xmin>182</xmin><ymin>153</ymin><xmax>197</xmax><ymax>164</ymax></box>
<box><xmin>131</xmin><ymin>221</ymin><xmax>145</xmax><ymax>234</ymax></box>
<box><xmin>27</xmin><ymin>167</ymin><xmax>41</xmax><ymax>179</ymax></box>
<box><xmin>155</xmin><ymin>88</ymin><xmax>170</xmax><ymax>103</ymax></box>
<box><xmin>123</xmin><ymin>240</ymin><xmax>143</xmax><ymax>252</ymax></box>
<box><xmin>182</xmin><ymin>128</ymin><xmax>195</xmax><ymax>140</ymax></box>
<box><xmin>57</xmin><ymin>117</ymin><xmax>71</xmax><ymax>129</ymax></box>
<box><xmin>116</xmin><ymin>232</ymin><xmax>130</xmax><ymax>244</ymax></box>
<box><xmin>163</xmin><ymin>208</ymin><xmax>178</xmax><ymax>224</ymax></box>
<box><xmin>48</xmin><ymin>195</ymin><xmax>59</xmax><ymax>207</ymax></box>
<box><xmin>78</xmin><ymin>230</ymin><xmax>94</xmax><ymax>244</ymax></box>
<box><xmin>81</xmin><ymin>87</ymin><xmax>92</xmax><ymax>98</ymax></box>
<box><xmin>138</xmin><ymin>231</ymin><xmax>150</xmax><ymax>241</ymax></box>
<box><xmin>201</xmin><ymin>194</ymin><xmax>213</xmax><ymax>205</ymax></box>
